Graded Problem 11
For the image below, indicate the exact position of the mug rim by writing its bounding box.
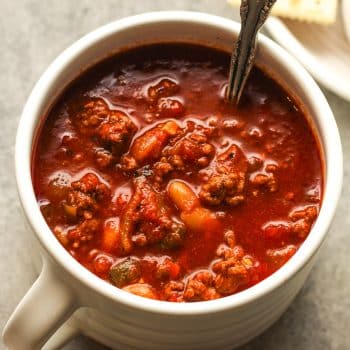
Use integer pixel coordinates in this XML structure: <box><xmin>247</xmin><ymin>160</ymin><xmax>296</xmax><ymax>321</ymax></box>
<box><xmin>15</xmin><ymin>11</ymin><xmax>343</xmax><ymax>315</ymax></box>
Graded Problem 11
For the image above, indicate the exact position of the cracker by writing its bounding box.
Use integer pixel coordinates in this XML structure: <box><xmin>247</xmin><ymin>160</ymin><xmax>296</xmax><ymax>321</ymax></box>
<box><xmin>227</xmin><ymin>0</ymin><xmax>338</xmax><ymax>24</ymax></box>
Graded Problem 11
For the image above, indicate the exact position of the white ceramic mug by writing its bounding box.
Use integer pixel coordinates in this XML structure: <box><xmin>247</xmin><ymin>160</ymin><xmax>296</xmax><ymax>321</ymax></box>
<box><xmin>2</xmin><ymin>11</ymin><xmax>343</xmax><ymax>350</ymax></box>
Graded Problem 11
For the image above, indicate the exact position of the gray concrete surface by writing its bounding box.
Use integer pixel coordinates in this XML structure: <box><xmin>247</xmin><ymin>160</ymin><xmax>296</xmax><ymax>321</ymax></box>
<box><xmin>0</xmin><ymin>1</ymin><xmax>349</xmax><ymax>349</ymax></box>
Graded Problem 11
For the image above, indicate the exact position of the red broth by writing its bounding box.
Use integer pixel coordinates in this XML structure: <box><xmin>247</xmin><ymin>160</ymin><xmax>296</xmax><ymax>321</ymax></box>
<box><xmin>33</xmin><ymin>44</ymin><xmax>322</xmax><ymax>301</ymax></box>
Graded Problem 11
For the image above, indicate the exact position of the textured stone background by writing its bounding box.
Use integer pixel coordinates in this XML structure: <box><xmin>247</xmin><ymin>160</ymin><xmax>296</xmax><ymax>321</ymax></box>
<box><xmin>0</xmin><ymin>1</ymin><xmax>349</xmax><ymax>349</ymax></box>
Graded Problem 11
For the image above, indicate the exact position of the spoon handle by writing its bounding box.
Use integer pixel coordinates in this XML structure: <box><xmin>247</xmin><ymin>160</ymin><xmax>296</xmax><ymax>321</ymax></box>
<box><xmin>226</xmin><ymin>0</ymin><xmax>277</xmax><ymax>104</ymax></box>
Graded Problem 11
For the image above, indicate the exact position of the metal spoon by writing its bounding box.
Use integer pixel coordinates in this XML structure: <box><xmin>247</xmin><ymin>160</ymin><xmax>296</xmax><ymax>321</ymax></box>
<box><xmin>226</xmin><ymin>0</ymin><xmax>277</xmax><ymax>104</ymax></box>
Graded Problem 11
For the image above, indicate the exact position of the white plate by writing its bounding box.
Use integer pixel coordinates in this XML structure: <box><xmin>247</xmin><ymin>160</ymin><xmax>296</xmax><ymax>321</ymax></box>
<box><xmin>264</xmin><ymin>8</ymin><xmax>350</xmax><ymax>101</ymax></box>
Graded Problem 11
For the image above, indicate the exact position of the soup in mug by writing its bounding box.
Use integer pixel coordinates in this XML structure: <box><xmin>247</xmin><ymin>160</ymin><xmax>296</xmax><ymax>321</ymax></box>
<box><xmin>33</xmin><ymin>44</ymin><xmax>322</xmax><ymax>302</ymax></box>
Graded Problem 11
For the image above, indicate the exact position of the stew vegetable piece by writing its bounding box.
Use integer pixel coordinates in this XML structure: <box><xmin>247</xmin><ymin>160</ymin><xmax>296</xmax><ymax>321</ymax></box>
<box><xmin>33</xmin><ymin>44</ymin><xmax>322</xmax><ymax>302</ymax></box>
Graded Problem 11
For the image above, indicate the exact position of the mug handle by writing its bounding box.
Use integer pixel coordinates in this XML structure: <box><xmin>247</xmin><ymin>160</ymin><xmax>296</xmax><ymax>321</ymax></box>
<box><xmin>43</xmin><ymin>317</ymin><xmax>80</xmax><ymax>350</ymax></box>
<box><xmin>2</xmin><ymin>261</ymin><xmax>77</xmax><ymax>350</ymax></box>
